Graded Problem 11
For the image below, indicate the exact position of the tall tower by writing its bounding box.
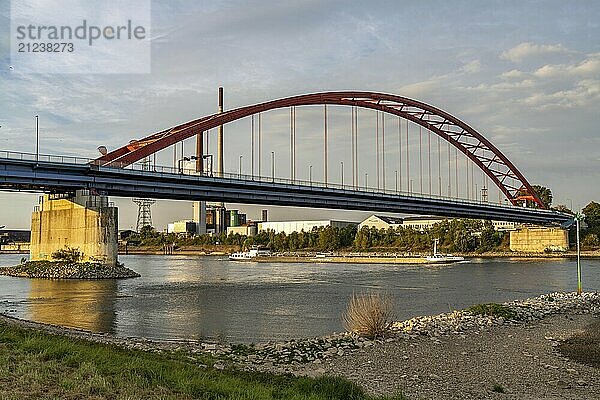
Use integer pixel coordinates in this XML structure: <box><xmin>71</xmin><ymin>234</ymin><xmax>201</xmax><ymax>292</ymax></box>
<box><xmin>133</xmin><ymin>157</ymin><xmax>156</xmax><ymax>231</ymax></box>
<box><xmin>215</xmin><ymin>87</ymin><xmax>226</xmax><ymax>233</ymax></box>
<box><xmin>133</xmin><ymin>198</ymin><xmax>155</xmax><ymax>231</ymax></box>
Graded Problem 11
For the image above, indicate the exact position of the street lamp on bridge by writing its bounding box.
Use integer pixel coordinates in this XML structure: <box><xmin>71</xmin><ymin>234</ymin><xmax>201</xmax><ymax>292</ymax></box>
<box><xmin>270</xmin><ymin>151</ymin><xmax>275</xmax><ymax>182</ymax></box>
<box><xmin>239</xmin><ymin>155</ymin><xmax>243</xmax><ymax>178</ymax></box>
<box><xmin>340</xmin><ymin>161</ymin><xmax>344</xmax><ymax>187</ymax></box>
<box><xmin>35</xmin><ymin>115</ymin><xmax>39</xmax><ymax>163</ymax></box>
<box><xmin>309</xmin><ymin>165</ymin><xmax>312</xmax><ymax>185</ymax></box>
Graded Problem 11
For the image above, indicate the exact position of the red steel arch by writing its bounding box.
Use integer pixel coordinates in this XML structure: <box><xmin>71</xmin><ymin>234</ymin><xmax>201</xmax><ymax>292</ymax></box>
<box><xmin>94</xmin><ymin>91</ymin><xmax>544</xmax><ymax>207</ymax></box>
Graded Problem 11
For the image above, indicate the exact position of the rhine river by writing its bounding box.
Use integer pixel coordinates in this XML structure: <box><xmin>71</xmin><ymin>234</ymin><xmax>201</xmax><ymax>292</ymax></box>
<box><xmin>0</xmin><ymin>254</ymin><xmax>598</xmax><ymax>343</ymax></box>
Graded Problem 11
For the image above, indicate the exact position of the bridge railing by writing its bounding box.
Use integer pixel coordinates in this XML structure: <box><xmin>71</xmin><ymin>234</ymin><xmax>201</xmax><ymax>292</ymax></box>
<box><xmin>0</xmin><ymin>149</ymin><xmax>542</xmax><ymax>212</ymax></box>
<box><xmin>0</xmin><ymin>150</ymin><xmax>96</xmax><ymax>165</ymax></box>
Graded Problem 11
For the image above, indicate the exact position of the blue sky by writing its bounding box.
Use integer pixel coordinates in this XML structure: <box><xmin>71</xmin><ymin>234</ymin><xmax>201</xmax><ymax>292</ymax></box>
<box><xmin>1</xmin><ymin>0</ymin><xmax>599</xmax><ymax>229</ymax></box>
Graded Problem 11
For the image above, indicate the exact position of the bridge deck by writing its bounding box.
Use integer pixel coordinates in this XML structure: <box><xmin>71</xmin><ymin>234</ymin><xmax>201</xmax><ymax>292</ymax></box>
<box><xmin>0</xmin><ymin>152</ymin><xmax>570</xmax><ymax>225</ymax></box>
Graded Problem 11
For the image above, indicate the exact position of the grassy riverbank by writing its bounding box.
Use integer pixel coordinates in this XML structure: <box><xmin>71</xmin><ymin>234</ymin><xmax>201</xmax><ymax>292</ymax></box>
<box><xmin>0</xmin><ymin>319</ymin><xmax>406</xmax><ymax>400</ymax></box>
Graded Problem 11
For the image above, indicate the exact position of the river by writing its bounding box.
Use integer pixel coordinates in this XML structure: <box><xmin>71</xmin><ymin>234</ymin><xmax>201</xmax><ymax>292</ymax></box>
<box><xmin>0</xmin><ymin>254</ymin><xmax>598</xmax><ymax>343</ymax></box>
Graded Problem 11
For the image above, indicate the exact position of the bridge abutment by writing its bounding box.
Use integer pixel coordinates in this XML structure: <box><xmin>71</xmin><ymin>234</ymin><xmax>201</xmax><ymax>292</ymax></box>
<box><xmin>509</xmin><ymin>226</ymin><xmax>569</xmax><ymax>253</ymax></box>
<box><xmin>30</xmin><ymin>190</ymin><xmax>118</xmax><ymax>266</ymax></box>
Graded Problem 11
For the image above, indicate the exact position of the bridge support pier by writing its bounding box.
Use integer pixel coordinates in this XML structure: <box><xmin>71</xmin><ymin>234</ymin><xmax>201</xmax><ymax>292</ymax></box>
<box><xmin>30</xmin><ymin>190</ymin><xmax>118</xmax><ymax>266</ymax></box>
<box><xmin>509</xmin><ymin>226</ymin><xmax>569</xmax><ymax>253</ymax></box>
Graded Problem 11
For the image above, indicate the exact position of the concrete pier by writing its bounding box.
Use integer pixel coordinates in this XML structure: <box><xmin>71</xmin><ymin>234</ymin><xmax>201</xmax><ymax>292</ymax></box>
<box><xmin>509</xmin><ymin>226</ymin><xmax>569</xmax><ymax>253</ymax></box>
<box><xmin>30</xmin><ymin>190</ymin><xmax>118</xmax><ymax>266</ymax></box>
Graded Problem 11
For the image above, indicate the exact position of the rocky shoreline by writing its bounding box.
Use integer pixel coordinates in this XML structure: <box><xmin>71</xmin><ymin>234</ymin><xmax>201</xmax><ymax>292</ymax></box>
<box><xmin>0</xmin><ymin>260</ymin><xmax>140</xmax><ymax>279</ymax></box>
<box><xmin>1</xmin><ymin>292</ymin><xmax>598</xmax><ymax>367</ymax></box>
<box><xmin>2</xmin><ymin>291</ymin><xmax>599</xmax><ymax>398</ymax></box>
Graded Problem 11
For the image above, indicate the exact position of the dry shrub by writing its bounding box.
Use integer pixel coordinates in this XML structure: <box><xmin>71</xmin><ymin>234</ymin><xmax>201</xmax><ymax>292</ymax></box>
<box><xmin>343</xmin><ymin>292</ymin><xmax>394</xmax><ymax>337</ymax></box>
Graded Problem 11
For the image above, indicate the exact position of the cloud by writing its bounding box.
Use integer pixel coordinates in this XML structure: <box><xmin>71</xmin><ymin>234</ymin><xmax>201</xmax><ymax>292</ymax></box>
<box><xmin>461</xmin><ymin>60</ymin><xmax>481</xmax><ymax>74</ymax></box>
<box><xmin>500</xmin><ymin>42</ymin><xmax>570</xmax><ymax>63</ymax></box>
<box><xmin>523</xmin><ymin>79</ymin><xmax>600</xmax><ymax>110</ymax></box>
<box><xmin>533</xmin><ymin>55</ymin><xmax>600</xmax><ymax>79</ymax></box>
<box><xmin>500</xmin><ymin>69</ymin><xmax>525</xmax><ymax>80</ymax></box>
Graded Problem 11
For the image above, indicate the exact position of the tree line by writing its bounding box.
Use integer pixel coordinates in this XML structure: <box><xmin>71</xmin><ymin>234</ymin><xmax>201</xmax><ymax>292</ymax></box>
<box><xmin>128</xmin><ymin>220</ymin><xmax>507</xmax><ymax>253</ymax></box>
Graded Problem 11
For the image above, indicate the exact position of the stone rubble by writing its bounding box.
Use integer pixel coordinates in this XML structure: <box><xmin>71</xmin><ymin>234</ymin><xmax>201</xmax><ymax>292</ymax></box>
<box><xmin>0</xmin><ymin>261</ymin><xmax>140</xmax><ymax>279</ymax></box>
<box><xmin>203</xmin><ymin>291</ymin><xmax>599</xmax><ymax>368</ymax></box>
<box><xmin>3</xmin><ymin>291</ymin><xmax>598</xmax><ymax>372</ymax></box>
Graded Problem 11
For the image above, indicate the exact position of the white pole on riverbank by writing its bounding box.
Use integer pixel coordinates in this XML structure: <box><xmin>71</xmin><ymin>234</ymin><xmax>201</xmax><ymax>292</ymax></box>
<box><xmin>576</xmin><ymin>212</ymin><xmax>582</xmax><ymax>295</ymax></box>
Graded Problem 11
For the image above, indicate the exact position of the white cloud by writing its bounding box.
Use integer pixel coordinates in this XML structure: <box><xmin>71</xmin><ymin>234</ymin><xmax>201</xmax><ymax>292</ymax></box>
<box><xmin>523</xmin><ymin>79</ymin><xmax>600</xmax><ymax>110</ymax></box>
<box><xmin>461</xmin><ymin>60</ymin><xmax>481</xmax><ymax>74</ymax></box>
<box><xmin>500</xmin><ymin>42</ymin><xmax>570</xmax><ymax>63</ymax></box>
<box><xmin>500</xmin><ymin>69</ymin><xmax>525</xmax><ymax>80</ymax></box>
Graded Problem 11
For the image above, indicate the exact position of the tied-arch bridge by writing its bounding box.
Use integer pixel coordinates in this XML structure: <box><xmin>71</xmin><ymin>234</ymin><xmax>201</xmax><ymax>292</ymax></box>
<box><xmin>95</xmin><ymin>91</ymin><xmax>544</xmax><ymax>208</ymax></box>
<box><xmin>0</xmin><ymin>90</ymin><xmax>571</xmax><ymax>265</ymax></box>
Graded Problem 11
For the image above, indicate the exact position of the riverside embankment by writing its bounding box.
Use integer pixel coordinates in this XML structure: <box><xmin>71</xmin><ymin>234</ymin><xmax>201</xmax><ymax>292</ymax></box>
<box><xmin>1</xmin><ymin>292</ymin><xmax>598</xmax><ymax>399</ymax></box>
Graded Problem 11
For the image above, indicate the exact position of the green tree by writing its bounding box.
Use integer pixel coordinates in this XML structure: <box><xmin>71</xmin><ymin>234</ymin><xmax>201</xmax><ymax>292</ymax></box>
<box><xmin>583</xmin><ymin>202</ymin><xmax>600</xmax><ymax>235</ymax></box>
<box><xmin>531</xmin><ymin>185</ymin><xmax>553</xmax><ymax>208</ymax></box>
<box><xmin>582</xmin><ymin>233</ymin><xmax>599</xmax><ymax>248</ymax></box>
<box><xmin>478</xmin><ymin>221</ymin><xmax>501</xmax><ymax>252</ymax></box>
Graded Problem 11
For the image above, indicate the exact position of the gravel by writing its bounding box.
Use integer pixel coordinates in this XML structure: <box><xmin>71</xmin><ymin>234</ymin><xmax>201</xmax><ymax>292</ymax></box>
<box><xmin>0</xmin><ymin>261</ymin><xmax>140</xmax><ymax>279</ymax></box>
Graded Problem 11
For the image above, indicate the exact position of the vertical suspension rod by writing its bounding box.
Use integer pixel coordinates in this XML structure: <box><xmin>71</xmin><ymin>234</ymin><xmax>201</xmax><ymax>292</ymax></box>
<box><xmin>351</xmin><ymin>107</ymin><xmax>355</xmax><ymax>187</ymax></box>
<box><xmin>382</xmin><ymin>112</ymin><xmax>385</xmax><ymax>190</ymax></box>
<box><xmin>324</xmin><ymin>105</ymin><xmax>328</xmax><ymax>185</ymax></box>
<box><xmin>428</xmin><ymin>129</ymin><xmax>432</xmax><ymax>196</ymax></box>
<box><xmin>455</xmin><ymin>147</ymin><xmax>459</xmax><ymax>198</ymax></box>
<box><xmin>251</xmin><ymin>115</ymin><xmax>254</xmax><ymax>178</ymax></box>
<box><xmin>258</xmin><ymin>113</ymin><xmax>262</xmax><ymax>176</ymax></box>
<box><xmin>437</xmin><ymin>135</ymin><xmax>441</xmax><ymax>196</ymax></box>
<box><xmin>406</xmin><ymin>119</ymin><xmax>409</xmax><ymax>192</ymax></box>
<box><xmin>398</xmin><ymin>117</ymin><xmax>402</xmax><ymax>192</ymax></box>
<box><xmin>419</xmin><ymin>125</ymin><xmax>423</xmax><ymax>194</ymax></box>
<box><xmin>376</xmin><ymin>111</ymin><xmax>380</xmax><ymax>189</ymax></box>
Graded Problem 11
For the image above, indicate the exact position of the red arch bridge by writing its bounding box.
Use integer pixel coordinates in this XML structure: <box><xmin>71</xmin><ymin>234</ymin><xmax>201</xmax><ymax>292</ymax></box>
<box><xmin>0</xmin><ymin>91</ymin><xmax>570</xmax><ymax>225</ymax></box>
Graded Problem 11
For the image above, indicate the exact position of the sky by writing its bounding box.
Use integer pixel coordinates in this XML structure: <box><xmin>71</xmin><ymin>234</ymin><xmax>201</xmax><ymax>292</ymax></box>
<box><xmin>0</xmin><ymin>0</ymin><xmax>599</xmax><ymax>230</ymax></box>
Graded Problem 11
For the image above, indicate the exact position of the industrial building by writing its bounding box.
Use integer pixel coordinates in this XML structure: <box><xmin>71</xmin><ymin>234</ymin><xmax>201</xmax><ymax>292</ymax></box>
<box><xmin>258</xmin><ymin>220</ymin><xmax>357</xmax><ymax>235</ymax></box>
<box><xmin>358</xmin><ymin>215</ymin><xmax>404</xmax><ymax>231</ymax></box>
<box><xmin>167</xmin><ymin>220</ymin><xmax>198</xmax><ymax>235</ymax></box>
<box><xmin>226</xmin><ymin>224</ymin><xmax>258</xmax><ymax>237</ymax></box>
<box><xmin>359</xmin><ymin>214</ymin><xmax>518</xmax><ymax>232</ymax></box>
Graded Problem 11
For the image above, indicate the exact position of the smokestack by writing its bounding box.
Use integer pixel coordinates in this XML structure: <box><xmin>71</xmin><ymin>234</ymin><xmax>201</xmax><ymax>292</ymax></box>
<box><xmin>262</xmin><ymin>209</ymin><xmax>268</xmax><ymax>222</ymax></box>
<box><xmin>217</xmin><ymin>87</ymin><xmax>224</xmax><ymax>177</ymax></box>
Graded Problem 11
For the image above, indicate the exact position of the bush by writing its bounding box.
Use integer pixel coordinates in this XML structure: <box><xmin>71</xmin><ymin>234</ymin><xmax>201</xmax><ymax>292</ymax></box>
<box><xmin>51</xmin><ymin>246</ymin><xmax>84</xmax><ymax>263</ymax></box>
<box><xmin>467</xmin><ymin>303</ymin><xmax>517</xmax><ymax>320</ymax></box>
<box><xmin>343</xmin><ymin>293</ymin><xmax>394</xmax><ymax>338</ymax></box>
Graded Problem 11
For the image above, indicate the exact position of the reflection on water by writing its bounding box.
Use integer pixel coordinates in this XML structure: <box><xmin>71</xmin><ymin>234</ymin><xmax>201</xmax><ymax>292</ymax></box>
<box><xmin>28</xmin><ymin>279</ymin><xmax>117</xmax><ymax>333</ymax></box>
<box><xmin>1</xmin><ymin>254</ymin><xmax>599</xmax><ymax>343</ymax></box>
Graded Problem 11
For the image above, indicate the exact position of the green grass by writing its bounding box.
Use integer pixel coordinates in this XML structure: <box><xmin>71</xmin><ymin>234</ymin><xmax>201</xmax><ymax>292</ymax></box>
<box><xmin>467</xmin><ymin>303</ymin><xmax>517</xmax><ymax>320</ymax></box>
<box><xmin>492</xmin><ymin>383</ymin><xmax>505</xmax><ymax>393</ymax></box>
<box><xmin>0</xmin><ymin>320</ymin><xmax>406</xmax><ymax>400</ymax></box>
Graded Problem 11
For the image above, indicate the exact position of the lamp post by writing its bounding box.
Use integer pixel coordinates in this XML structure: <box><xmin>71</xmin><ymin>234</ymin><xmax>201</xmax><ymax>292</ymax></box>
<box><xmin>340</xmin><ymin>161</ymin><xmax>344</xmax><ymax>187</ymax></box>
<box><xmin>309</xmin><ymin>165</ymin><xmax>312</xmax><ymax>185</ymax></box>
<box><xmin>202</xmin><ymin>154</ymin><xmax>213</xmax><ymax>176</ymax></box>
<box><xmin>271</xmin><ymin>151</ymin><xmax>275</xmax><ymax>182</ymax></box>
<box><xmin>364</xmin><ymin>173</ymin><xmax>368</xmax><ymax>189</ymax></box>
<box><xmin>35</xmin><ymin>115</ymin><xmax>39</xmax><ymax>162</ymax></box>
<box><xmin>239</xmin><ymin>155</ymin><xmax>243</xmax><ymax>178</ymax></box>
<box><xmin>394</xmin><ymin>170</ymin><xmax>398</xmax><ymax>192</ymax></box>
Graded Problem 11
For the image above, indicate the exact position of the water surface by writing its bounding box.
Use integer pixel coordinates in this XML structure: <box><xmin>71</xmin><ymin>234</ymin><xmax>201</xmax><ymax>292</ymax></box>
<box><xmin>1</xmin><ymin>254</ymin><xmax>598</xmax><ymax>343</ymax></box>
